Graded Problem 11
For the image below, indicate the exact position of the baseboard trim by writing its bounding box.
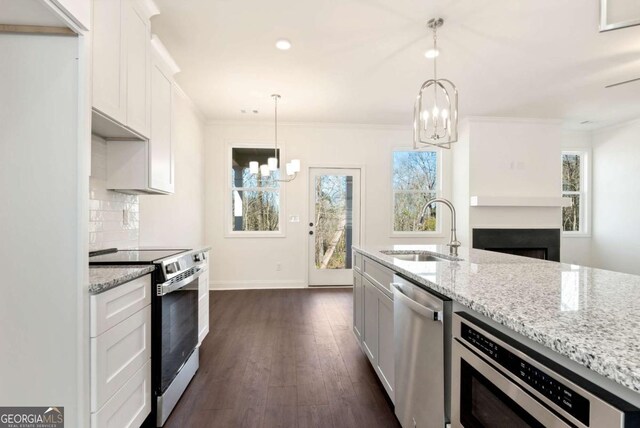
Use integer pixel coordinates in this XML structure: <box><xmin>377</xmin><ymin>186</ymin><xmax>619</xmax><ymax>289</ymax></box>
<box><xmin>209</xmin><ymin>280</ymin><xmax>354</xmax><ymax>290</ymax></box>
<box><xmin>209</xmin><ymin>280</ymin><xmax>307</xmax><ymax>290</ymax></box>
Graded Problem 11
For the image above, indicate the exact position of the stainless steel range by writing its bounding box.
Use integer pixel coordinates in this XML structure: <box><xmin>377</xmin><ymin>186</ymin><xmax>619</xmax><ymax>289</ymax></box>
<box><xmin>89</xmin><ymin>248</ymin><xmax>208</xmax><ymax>427</ymax></box>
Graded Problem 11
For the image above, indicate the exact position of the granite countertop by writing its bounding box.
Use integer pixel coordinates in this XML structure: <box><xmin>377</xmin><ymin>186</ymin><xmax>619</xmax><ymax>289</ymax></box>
<box><xmin>89</xmin><ymin>265</ymin><xmax>155</xmax><ymax>294</ymax></box>
<box><xmin>354</xmin><ymin>244</ymin><xmax>640</xmax><ymax>394</ymax></box>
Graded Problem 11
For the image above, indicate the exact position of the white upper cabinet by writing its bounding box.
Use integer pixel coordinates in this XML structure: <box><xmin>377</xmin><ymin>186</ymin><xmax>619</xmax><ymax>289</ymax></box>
<box><xmin>149</xmin><ymin>36</ymin><xmax>178</xmax><ymax>193</ymax></box>
<box><xmin>92</xmin><ymin>0</ymin><xmax>157</xmax><ymax>138</ymax></box>
<box><xmin>124</xmin><ymin>1</ymin><xmax>150</xmax><ymax>137</ymax></box>
<box><xmin>92</xmin><ymin>0</ymin><xmax>126</xmax><ymax>124</ymax></box>
<box><xmin>105</xmin><ymin>34</ymin><xmax>179</xmax><ymax>195</ymax></box>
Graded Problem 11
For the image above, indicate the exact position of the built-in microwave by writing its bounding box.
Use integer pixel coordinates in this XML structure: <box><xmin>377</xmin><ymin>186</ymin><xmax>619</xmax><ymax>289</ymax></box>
<box><xmin>451</xmin><ymin>312</ymin><xmax>640</xmax><ymax>428</ymax></box>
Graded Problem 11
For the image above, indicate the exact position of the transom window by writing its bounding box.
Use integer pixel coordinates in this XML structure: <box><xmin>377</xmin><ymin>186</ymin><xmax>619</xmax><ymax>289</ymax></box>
<box><xmin>392</xmin><ymin>150</ymin><xmax>439</xmax><ymax>233</ymax></box>
<box><xmin>230</xmin><ymin>147</ymin><xmax>281</xmax><ymax>233</ymax></box>
<box><xmin>562</xmin><ymin>151</ymin><xmax>588</xmax><ymax>234</ymax></box>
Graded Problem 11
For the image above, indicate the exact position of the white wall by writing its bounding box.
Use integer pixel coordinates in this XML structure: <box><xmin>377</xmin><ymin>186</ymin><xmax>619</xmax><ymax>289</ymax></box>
<box><xmin>0</xmin><ymin>33</ymin><xmax>88</xmax><ymax>427</ymax></box>
<box><xmin>139</xmin><ymin>86</ymin><xmax>206</xmax><ymax>247</ymax></box>
<box><xmin>590</xmin><ymin>120</ymin><xmax>640</xmax><ymax>274</ymax></box>
<box><xmin>452</xmin><ymin>121</ymin><xmax>470</xmax><ymax>246</ymax></box>
<box><xmin>560</xmin><ymin>130</ymin><xmax>592</xmax><ymax>265</ymax></box>
<box><xmin>204</xmin><ymin>122</ymin><xmax>451</xmax><ymax>288</ymax></box>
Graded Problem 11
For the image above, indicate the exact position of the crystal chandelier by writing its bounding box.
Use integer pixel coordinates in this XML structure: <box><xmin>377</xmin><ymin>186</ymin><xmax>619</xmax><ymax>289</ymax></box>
<box><xmin>249</xmin><ymin>94</ymin><xmax>300</xmax><ymax>182</ymax></box>
<box><xmin>413</xmin><ymin>18</ymin><xmax>458</xmax><ymax>149</ymax></box>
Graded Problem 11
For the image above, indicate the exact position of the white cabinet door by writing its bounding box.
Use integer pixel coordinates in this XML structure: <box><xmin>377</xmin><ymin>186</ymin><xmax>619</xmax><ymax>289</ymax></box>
<box><xmin>198</xmin><ymin>294</ymin><xmax>209</xmax><ymax>345</ymax></box>
<box><xmin>377</xmin><ymin>292</ymin><xmax>394</xmax><ymax>403</ymax></box>
<box><xmin>353</xmin><ymin>273</ymin><xmax>364</xmax><ymax>343</ymax></box>
<box><xmin>149</xmin><ymin>61</ymin><xmax>173</xmax><ymax>193</ymax></box>
<box><xmin>92</xmin><ymin>0</ymin><xmax>126</xmax><ymax>124</ymax></box>
<box><xmin>53</xmin><ymin>0</ymin><xmax>91</xmax><ymax>30</ymax></box>
<box><xmin>91</xmin><ymin>360</ymin><xmax>151</xmax><ymax>428</ymax></box>
<box><xmin>123</xmin><ymin>0</ymin><xmax>150</xmax><ymax>138</ymax></box>
<box><xmin>362</xmin><ymin>277</ymin><xmax>378</xmax><ymax>364</ymax></box>
<box><xmin>198</xmin><ymin>259</ymin><xmax>210</xmax><ymax>345</ymax></box>
<box><xmin>90</xmin><ymin>305</ymin><xmax>151</xmax><ymax>412</ymax></box>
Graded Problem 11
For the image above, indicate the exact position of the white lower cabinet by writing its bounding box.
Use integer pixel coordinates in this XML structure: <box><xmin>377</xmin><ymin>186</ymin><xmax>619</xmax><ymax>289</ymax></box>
<box><xmin>91</xmin><ymin>305</ymin><xmax>151</xmax><ymax>411</ymax></box>
<box><xmin>90</xmin><ymin>274</ymin><xmax>151</xmax><ymax>427</ymax></box>
<box><xmin>356</xmin><ymin>255</ymin><xmax>395</xmax><ymax>403</ymax></box>
<box><xmin>353</xmin><ymin>272</ymin><xmax>364</xmax><ymax>342</ymax></box>
<box><xmin>362</xmin><ymin>277</ymin><xmax>378</xmax><ymax>362</ymax></box>
<box><xmin>90</xmin><ymin>360</ymin><xmax>151</xmax><ymax>428</ymax></box>
<box><xmin>376</xmin><ymin>292</ymin><xmax>395</xmax><ymax>402</ymax></box>
<box><xmin>198</xmin><ymin>254</ymin><xmax>210</xmax><ymax>345</ymax></box>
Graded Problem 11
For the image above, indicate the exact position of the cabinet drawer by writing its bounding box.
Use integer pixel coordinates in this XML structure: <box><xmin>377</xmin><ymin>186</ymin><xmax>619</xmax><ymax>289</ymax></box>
<box><xmin>91</xmin><ymin>274</ymin><xmax>151</xmax><ymax>337</ymax></box>
<box><xmin>363</xmin><ymin>257</ymin><xmax>393</xmax><ymax>297</ymax></box>
<box><xmin>354</xmin><ymin>251</ymin><xmax>363</xmax><ymax>272</ymax></box>
<box><xmin>91</xmin><ymin>359</ymin><xmax>151</xmax><ymax>428</ymax></box>
<box><xmin>91</xmin><ymin>305</ymin><xmax>151</xmax><ymax>412</ymax></box>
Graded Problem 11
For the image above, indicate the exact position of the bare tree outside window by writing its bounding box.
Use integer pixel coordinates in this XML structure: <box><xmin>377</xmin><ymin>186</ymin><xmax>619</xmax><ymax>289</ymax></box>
<box><xmin>562</xmin><ymin>152</ymin><xmax>583</xmax><ymax>233</ymax></box>
<box><xmin>393</xmin><ymin>151</ymin><xmax>438</xmax><ymax>232</ymax></box>
<box><xmin>231</xmin><ymin>148</ymin><xmax>280</xmax><ymax>232</ymax></box>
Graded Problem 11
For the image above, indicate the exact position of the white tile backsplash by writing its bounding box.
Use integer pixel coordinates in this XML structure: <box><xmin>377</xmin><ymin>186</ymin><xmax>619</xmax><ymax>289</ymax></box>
<box><xmin>90</xmin><ymin>135</ymin><xmax>139</xmax><ymax>251</ymax></box>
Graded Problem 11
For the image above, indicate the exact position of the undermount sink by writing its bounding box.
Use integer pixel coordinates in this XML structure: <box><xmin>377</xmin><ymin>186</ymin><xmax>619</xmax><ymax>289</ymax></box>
<box><xmin>380</xmin><ymin>250</ymin><xmax>462</xmax><ymax>262</ymax></box>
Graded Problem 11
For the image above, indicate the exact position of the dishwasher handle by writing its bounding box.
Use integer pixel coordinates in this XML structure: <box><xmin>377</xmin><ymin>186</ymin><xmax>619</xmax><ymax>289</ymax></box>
<box><xmin>391</xmin><ymin>282</ymin><xmax>443</xmax><ymax>322</ymax></box>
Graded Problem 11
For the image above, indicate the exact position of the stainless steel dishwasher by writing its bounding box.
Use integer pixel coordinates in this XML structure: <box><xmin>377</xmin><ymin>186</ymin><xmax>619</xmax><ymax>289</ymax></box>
<box><xmin>392</xmin><ymin>274</ymin><xmax>452</xmax><ymax>428</ymax></box>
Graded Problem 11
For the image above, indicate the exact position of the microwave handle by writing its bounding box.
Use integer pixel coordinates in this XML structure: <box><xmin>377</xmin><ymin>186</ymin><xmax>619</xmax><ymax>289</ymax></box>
<box><xmin>391</xmin><ymin>282</ymin><xmax>442</xmax><ymax>322</ymax></box>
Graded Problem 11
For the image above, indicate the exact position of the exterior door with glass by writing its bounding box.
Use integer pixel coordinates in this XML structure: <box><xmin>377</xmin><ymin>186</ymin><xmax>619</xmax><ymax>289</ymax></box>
<box><xmin>308</xmin><ymin>168</ymin><xmax>361</xmax><ymax>286</ymax></box>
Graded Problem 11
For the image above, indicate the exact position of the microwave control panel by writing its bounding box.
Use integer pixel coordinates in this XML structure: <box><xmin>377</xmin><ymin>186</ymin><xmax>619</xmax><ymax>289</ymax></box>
<box><xmin>461</xmin><ymin>322</ymin><xmax>590</xmax><ymax>426</ymax></box>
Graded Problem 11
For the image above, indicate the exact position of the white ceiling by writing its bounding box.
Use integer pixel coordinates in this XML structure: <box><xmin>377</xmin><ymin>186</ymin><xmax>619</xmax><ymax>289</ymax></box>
<box><xmin>151</xmin><ymin>0</ymin><xmax>640</xmax><ymax>128</ymax></box>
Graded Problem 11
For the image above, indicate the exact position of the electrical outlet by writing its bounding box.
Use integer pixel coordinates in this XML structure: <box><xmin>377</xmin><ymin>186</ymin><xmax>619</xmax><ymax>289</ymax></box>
<box><xmin>276</xmin><ymin>263</ymin><xmax>282</xmax><ymax>271</ymax></box>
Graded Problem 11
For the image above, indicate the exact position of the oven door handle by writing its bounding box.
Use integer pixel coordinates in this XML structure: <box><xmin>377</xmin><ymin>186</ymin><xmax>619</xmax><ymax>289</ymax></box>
<box><xmin>157</xmin><ymin>267</ymin><xmax>204</xmax><ymax>296</ymax></box>
<box><xmin>391</xmin><ymin>282</ymin><xmax>442</xmax><ymax>322</ymax></box>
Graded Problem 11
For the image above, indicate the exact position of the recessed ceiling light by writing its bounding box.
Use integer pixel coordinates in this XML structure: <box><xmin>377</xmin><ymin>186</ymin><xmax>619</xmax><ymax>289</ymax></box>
<box><xmin>424</xmin><ymin>48</ymin><xmax>439</xmax><ymax>59</ymax></box>
<box><xmin>241</xmin><ymin>109</ymin><xmax>247</xmax><ymax>114</ymax></box>
<box><xmin>275</xmin><ymin>39</ymin><xmax>292</xmax><ymax>50</ymax></box>
<box><xmin>252</xmin><ymin>110</ymin><xmax>259</xmax><ymax>114</ymax></box>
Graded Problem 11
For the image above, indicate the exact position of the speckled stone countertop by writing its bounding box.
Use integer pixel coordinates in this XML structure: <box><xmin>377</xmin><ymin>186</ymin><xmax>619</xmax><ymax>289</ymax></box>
<box><xmin>354</xmin><ymin>244</ymin><xmax>640</xmax><ymax>394</ymax></box>
<box><xmin>89</xmin><ymin>266</ymin><xmax>155</xmax><ymax>294</ymax></box>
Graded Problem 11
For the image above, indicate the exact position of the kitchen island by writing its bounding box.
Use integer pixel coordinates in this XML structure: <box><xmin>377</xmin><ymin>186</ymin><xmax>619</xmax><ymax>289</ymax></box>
<box><xmin>353</xmin><ymin>244</ymin><xmax>640</xmax><ymax>426</ymax></box>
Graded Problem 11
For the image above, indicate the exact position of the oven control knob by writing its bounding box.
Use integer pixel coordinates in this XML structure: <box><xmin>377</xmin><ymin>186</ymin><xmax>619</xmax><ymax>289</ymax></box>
<box><xmin>193</xmin><ymin>253</ymin><xmax>202</xmax><ymax>262</ymax></box>
<box><xmin>166</xmin><ymin>262</ymin><xmax>180</xmax><ymax>274</ymax></box>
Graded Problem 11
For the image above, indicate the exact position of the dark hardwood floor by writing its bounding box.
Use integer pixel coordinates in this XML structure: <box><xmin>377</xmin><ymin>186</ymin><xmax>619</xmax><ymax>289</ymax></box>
<box><xmin>164</xmin><ymin>288</ymin><xmax>401</xmax><ymax>428</ymax></box>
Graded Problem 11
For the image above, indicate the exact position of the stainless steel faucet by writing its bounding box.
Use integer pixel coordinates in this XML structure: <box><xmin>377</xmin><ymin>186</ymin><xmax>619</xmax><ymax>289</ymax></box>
<box><xmin>419</xmin><ymin>197</ymin><xmax>461</xmax><ymax>257</ymax></box>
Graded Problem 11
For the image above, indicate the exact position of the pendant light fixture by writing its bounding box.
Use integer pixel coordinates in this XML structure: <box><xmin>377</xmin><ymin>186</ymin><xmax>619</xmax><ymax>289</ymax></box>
<box><xmin>249</xmin><ymin>94</ymin><xmax>301</xmax><ymax>182</ymax></box>
<box><xmin>413</xmin><ymin>18</ymin><xmax>458</xmax><ymax>149</ymax></box>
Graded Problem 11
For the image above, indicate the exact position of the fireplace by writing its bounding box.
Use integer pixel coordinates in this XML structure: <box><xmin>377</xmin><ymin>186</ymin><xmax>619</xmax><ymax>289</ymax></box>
<box><xmin>472</xmin><ymin>229</ymin><xmax>560</xmax><ymax>261</ymax></box>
